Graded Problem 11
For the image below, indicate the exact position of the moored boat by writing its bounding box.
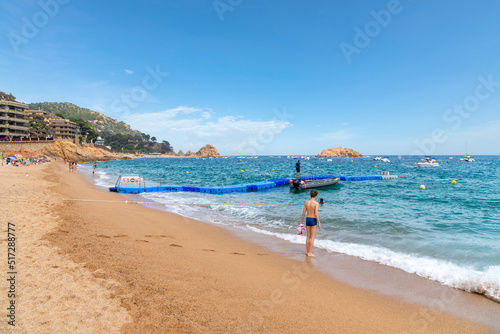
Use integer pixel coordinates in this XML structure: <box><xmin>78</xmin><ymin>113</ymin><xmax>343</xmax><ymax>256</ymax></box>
<box><xmin>417</xmin><ymin>157</ymin><xmax>439</xmax><ymax>167</ymax></box>
<box><xmin>289</xmin><ymin>177</ymin><xmax>340</xmax><ymax>190</ymax></box>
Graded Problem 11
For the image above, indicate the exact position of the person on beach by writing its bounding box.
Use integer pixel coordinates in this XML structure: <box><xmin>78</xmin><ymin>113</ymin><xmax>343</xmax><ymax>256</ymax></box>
<box><xmin>93</xmin><ymin>162</ymin><xmax>97</xmax><ymax>175</ymax></box>
<box><xmin>300</xmin><ymin>190</ymin><xmax>321</xmax><ymax>257</ymax></box>
<box><xmin>295</xmin><ymin>160</ymin><xmax>301</xmax><ymax>177</ymax></box>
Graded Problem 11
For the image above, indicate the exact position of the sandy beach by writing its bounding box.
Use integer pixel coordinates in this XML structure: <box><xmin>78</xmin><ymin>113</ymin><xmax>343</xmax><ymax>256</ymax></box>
<box><xmin>0</xmin><ymin>161</ymin><xmax>496</xmax><ymax>333</ymax></box>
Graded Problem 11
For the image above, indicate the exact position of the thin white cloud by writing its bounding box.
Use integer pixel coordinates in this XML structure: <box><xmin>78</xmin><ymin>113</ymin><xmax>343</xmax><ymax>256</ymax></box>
<box><xmin>320</xmin><ymin>129</ymin><xmax>353</xmax><ymax>141</ymax></box>
<box><xmin>92</xmin><ymin>105</ymin><xmax>105</xmax><ymax>112</ymax></box>
<box><xmin>124</xmin><ymin>106</ymin><xmax>291</xmax><ymax>154</ymax></box>
<box><xmin>124</xmin><ymin>69</ymin><xmax>134</xmax><ymax>74</ymax></box>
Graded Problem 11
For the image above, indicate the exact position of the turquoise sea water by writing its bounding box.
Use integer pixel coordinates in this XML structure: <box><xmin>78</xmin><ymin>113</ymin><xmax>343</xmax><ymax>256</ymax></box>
<box><xmin>82</xmin><ymin>155</ymin><xmax>500</xmax><ymax>302</ymax></box>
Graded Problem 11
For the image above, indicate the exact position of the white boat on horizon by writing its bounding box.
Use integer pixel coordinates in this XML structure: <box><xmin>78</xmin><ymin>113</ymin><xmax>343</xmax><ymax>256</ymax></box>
<box><xmin>373</xmin><ymin>156</ymin><xmax>382</xmax><ymax>161</ymax></box>
<box><xmin>460</xmin><ymin>155</ymin><xmax>475</xmax><ymax>162</ymax></box>
<box><xmin>381</xmin><ymin>157</ymin><xmax>390</xmax><ymax>163</ymax></box>
<box><xmin>417</xmin><ymin>157</ymin><xmax>440</xmax><ymax>167</ymax></box>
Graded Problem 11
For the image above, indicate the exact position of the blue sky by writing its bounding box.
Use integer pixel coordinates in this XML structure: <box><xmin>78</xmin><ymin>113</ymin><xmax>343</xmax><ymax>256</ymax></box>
<box><xmin>1</xmin><ymin>0</ymin><xmax>499</xmax><ymax>155</ymax></box>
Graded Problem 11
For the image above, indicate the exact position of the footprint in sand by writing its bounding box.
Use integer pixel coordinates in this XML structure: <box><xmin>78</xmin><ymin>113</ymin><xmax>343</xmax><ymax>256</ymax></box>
<box><xmin>230</xmin><ymin>252</ymin><xmax>245</xmax><ymax>255</ymax></box>
<box><xmin>257</xmin><ymin>253</ymin><xmax>268</xmax><ymax>256</ymax></box>
<box><xmin>202</xmin><ymin>249</ymin><xmax>216</xmax><ymax>252</ymax></box>
<box><xmin>144</xmin><ymin>234</ymin><xmax>176</xmax><ymax>239</ymax></box>
<box><xmin>135</xmin><ymin>240</ymin><xmax>149</xmax><ymax>243</ymax></box>
<box><xmin>97</xmin><ymin>235</ymin><xmax>111</xmax><ymax>238</ymax></box>
<box><xmin>113</xmin><ymin>234</ymin><xmax>128</xmax><ymax>238</ymax></box>
<box><xmin>169</xmin><ymin>244</ymin><xmax>183</xmax><ymax>247</ymax></box>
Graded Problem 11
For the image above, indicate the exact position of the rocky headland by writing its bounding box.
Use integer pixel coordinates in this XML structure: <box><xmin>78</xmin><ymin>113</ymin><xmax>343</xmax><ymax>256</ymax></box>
<box><xmin>43</xmin><ymin>141</ymin><xmax>126</xmax><ymax>163</ymax></box>
<box><xmin>315</xmin><ymin>147</ymin><xmax>362</xmax><ymax>157</ymax></box>
<box><xmin>184</xmin><ymin>144</ymin><xmax>222</xmax><ymax>157</ymax></box>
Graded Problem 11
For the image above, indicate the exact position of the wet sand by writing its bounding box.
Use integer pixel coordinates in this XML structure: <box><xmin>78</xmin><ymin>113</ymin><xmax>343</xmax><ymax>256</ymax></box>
<box><xmin>0</xmin><ymin>161</ymin><xmax>496</xmax><ymax>333</ymax></box>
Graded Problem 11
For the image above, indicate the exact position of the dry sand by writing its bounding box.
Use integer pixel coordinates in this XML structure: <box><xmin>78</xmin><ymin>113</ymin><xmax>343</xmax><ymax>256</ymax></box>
<box><xmin>0</xmin><ymin>161</ymin><xmax>496</xmax><ymax>333</ymax></box>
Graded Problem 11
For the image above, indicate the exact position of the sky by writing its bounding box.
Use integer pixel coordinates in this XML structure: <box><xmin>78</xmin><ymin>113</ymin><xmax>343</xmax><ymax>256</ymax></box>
<box><xmin>1</xmin><ymin>0</ymin><xmax>500</xmax><ymax>155</ymax></box>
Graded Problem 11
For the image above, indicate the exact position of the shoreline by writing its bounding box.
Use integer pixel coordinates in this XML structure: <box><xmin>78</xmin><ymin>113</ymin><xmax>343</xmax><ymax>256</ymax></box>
<box><xmin>86</xmin><ymin>170</ymin><xmax>500</xmax><ymax>331</ymax></box>
<box><xmin>2</xmin><ymin>161</ymin><xmax>497</xmax><ymax>332</ymax></box>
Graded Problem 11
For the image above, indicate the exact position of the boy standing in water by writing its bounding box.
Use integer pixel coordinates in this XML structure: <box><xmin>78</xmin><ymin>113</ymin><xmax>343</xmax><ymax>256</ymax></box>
<box><xmin>300</xmin><ymin>190</ymin><xmax>321</xmax><ymax>256</ymax></box>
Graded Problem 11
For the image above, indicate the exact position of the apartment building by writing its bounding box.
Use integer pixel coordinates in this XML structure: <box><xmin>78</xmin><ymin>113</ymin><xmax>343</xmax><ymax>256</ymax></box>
<box><xmin>0</xmin><ymin>100</ymin><xmax>30</xmax><ymax>139</ymax></box>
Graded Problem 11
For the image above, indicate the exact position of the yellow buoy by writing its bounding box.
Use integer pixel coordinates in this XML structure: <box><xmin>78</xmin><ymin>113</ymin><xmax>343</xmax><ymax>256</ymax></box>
<box><xmin>337</xmin><ymin>165</ymin><xmax>340</xmax><ymax>167</ymax></box>
<box><xmin>239</xmin><ymin>159</ymin><xmax>241</xmax><ymax>161</ymax></box>
<box><xmin>420</xmin><ymin>185</ymin><xmax>426</xmax><ymax>190</ymax></box>
<box><xmin>241</xmin><ymin>170</ymin><xmax>244</xmax><ymax>173</ymax></box>
<box><xmin>452</xmin><ymin>180</ymin><xmax>457</xmax><ymax>185</ymax></box>
<box><xmin>272</xmin><ymin>169</ymin><xmax>275</xmax><ymax>171</ymax></box>
<box><xmin>351</xmin><ymin>160</ymin><xmax>353</xmax><ymax>162</ymax></box>
<box><xmin>186</xmin><ymin>171</ymin><xmax>189</xmax><ymax>174</ymax></box>
<box><xmin>375</xmin><ymin>166</ymin><xmax>377</xmax><ymax>168</ymax></box>
<box><xmin>317</xmin><ymin>167</ymin><xmax>319</xmax><ymax>169</ymax></box>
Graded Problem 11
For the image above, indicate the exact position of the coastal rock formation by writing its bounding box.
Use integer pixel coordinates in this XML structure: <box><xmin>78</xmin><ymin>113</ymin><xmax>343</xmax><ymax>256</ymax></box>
<box><xmin>43</xmin><ymin>141</ymin><xmax>125</xmax><ymax>163</ymax></box>
<box><xmin>177</xmin><ymin>150</ymin><xmax>185</xmax><ymax>156</ymax></box>
<box><xmin>184</xmin><ymin>145</ymin><xmax>222</xmax><ymax>157</ymax></box>
<box><xmin>196</xmin><ymin>144</ymin><xmax>221</xmax><ymax>157</ymax></box>
<box><xmin>316</xmin><ymin>147</ymin><xmax>362</xmax><ymax>157</ymax></box>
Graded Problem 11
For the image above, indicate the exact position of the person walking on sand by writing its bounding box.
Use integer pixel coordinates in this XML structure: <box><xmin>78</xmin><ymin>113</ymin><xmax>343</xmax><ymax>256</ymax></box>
<box><xmin>93</xmin><ymin>162</ymin><xmax>97</xmax><ymax>175</ymax></box>
<box><xmin>300</xmin><ymin>190</ymin><xmax>321</xmax><ymax>257</ymax></box>
<box><xmin>295</xmin><ymin>160</ymin><xmax>301</xmax><ymax>177</ymax></box>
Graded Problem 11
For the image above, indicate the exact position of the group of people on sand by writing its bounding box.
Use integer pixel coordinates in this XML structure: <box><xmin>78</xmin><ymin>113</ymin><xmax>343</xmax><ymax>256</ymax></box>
<box><xmin>67</xmin><ymin>160</ymin><xmax>78</xmax><ymax>172</ymax></box>
<box><xmin>295</xmin><ymin>160</ymin><xmax>325</xmax><ymax>257</ymax></box>
<box><xmin>2</xmin><ymin>156</ymin><xmax>50</xmax><ymax>167</ymax></box>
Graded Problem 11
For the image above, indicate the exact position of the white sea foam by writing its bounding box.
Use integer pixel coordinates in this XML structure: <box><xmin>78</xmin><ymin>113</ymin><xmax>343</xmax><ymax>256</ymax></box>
<box><xmin>245</xmin><ymin>225</ymin><xmax>500</xmax><ymax>302</ymax></box>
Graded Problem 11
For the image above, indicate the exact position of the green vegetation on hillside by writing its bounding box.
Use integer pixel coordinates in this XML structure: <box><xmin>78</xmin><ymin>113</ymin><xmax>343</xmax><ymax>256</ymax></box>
<box><xmin>29</xmin><ymin>102</ymin><xmax>140</xmax><ymax>137</ymax></box>
<box><xmin>106</xmin><ymin>133</ymin><xmax>173</xmax><ymax>154</ymax></box>
<box><xmin>28</xmin><ymin>102</ymin><xmax>174</xmax><ymax>154</ymax></box>
<box><xmin>0</xmin><ymin>91</ymin><xmax>16</xmax><ymax>101</ymax></box>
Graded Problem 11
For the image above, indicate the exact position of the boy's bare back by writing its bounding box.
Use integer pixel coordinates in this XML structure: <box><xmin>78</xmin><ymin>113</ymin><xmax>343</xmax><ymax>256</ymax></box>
<box><xmin>304</xmin><ymin>199</ymin><xmax>319</xmax><ymax>218</ymax></box>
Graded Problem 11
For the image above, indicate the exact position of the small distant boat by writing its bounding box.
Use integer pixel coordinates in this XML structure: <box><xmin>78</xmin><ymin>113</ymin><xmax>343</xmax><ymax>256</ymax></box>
<box><xmin>289</xmin><ymin>177</ymin><xmax>340</xmax><ymax>190</ymax></box>
<box><xmin>417</xmin><ymin>157</ymin><xmax>440</xmax><ymax>167</ymax></box>
<box><xmin>460</xmin><ymin>155</ymin><xmax>475</xmax><ymax>162</ymax></box>
<box><xmin>327</xmin><ymin>158</ymin><xmax>332</xmax><ymax>162</ymax></box>
<box><xmin>381</xmin><ymin>157</ymin><xmax>390</xmax><ymax>163</ymax></box>
<box><xmin>304</xmin><ymin>156</ymin><xmax>310</xmax><ymax>161</ymax></box>
<box><xmin>398</xmin><ymin>156</ymin><xmax>402</xmax><ymax>160</ymax></box>
<box><xmin>373</xmin><ymin>156</ymin><xmax>382</xmax><ymax>161</ymax></box>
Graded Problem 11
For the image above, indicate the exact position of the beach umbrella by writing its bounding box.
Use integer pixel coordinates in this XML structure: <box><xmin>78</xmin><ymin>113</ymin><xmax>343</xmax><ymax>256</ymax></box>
<box><xmin>8</xmin><ymin>155</ymin><xmax>18</xmax><ymax>160</ymax></box>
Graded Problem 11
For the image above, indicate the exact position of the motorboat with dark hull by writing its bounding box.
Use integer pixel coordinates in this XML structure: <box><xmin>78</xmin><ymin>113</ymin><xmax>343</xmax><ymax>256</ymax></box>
<box><xmin>289</xmin><ymin>177</ymin><xmax>340</xmax><ymax>190</ymax></box>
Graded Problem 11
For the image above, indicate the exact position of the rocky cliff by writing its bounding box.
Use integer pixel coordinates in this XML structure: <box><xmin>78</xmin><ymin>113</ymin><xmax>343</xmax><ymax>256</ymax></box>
<box><xmin>185</xmin><ymin>144</ymin><xmax>221</xmax><ymax>157</ymax></box>
<box><xmin>43</xmin><ymin>141</ymin><xmax>126</xmax><ymax>163</ymax></box>
<box><xmin>197</xmin><ymin>144</ymin><xmax>222</xmax><ymax>157</ymax></box>
<box><xmin>315</xmin><ymin>147</ymin><xmax>362</xmax><ymax>157</ymax></box>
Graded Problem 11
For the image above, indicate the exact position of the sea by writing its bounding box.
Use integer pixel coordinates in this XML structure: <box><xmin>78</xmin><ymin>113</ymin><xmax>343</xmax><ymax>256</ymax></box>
<box><xmin>80</xmin><ymin>155</ymin><xmax>500</xmax><ymax>304</ymax></box>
